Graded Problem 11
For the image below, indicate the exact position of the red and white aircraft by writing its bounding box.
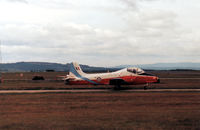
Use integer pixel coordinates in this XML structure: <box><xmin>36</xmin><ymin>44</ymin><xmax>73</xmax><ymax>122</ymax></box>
<box><xmin>64</xmin><ymin>62</ymin><xmax>160</xmax><ymax>89</ymax></box>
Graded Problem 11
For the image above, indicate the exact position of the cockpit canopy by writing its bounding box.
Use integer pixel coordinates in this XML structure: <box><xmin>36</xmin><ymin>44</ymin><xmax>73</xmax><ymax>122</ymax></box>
<box><xmin>127</xmin><ymin>67</ymin><xmax>145</xmax><ymax>74</ymax></box>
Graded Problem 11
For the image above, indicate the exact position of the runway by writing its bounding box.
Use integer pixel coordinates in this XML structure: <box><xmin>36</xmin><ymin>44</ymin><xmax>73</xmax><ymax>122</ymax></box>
<box><xmin>2</xmin><ymin>77</ymin><xmax>200</xmax><ymax>83</ymax></box>
<box><xmin>0</xmin><ymin>89</ymin><xmax>200</xmax><ymax>94</ymax></box>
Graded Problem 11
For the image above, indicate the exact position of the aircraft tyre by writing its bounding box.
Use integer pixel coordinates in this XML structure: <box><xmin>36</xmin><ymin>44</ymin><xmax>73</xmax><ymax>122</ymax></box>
<box><xmin>65</xmin><ymin>79</ymin><xmax>69</xmax><ymax>85</ymax></box>
<box><xmin>109</xmin><ymin>79</ymin><xmax>124</xmax><ymax>90</ymax></box>
<box><xmin>144</xmin><ymin>86</ymin><xmax>147</xmax><ymax>90</ymax></box>
<box><xmin>114</xmin><ymin>80</ymin><xmax>121</xmax><ymax>90</ymax></box>
<box><xmin>114</xmin><ymin>85</ymin><xmax>121</xmax><ymax>90</ymax></box>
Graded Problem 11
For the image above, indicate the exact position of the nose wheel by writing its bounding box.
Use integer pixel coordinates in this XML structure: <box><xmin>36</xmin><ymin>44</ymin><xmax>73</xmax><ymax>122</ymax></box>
<box><xmin>144</xmin><ymin>83</ymin><xmax>149</xmax><ymax>90</ymax></box>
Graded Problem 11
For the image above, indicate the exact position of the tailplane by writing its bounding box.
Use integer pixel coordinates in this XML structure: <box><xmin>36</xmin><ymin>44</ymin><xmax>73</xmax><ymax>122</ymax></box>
<box><xmin>69</xmin><ymin>62</ymin><xmax>85</xmax><ymax>77</ymax></box>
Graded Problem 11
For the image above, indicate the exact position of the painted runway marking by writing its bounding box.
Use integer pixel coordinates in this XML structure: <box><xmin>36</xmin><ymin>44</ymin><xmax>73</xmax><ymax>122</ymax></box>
<box><xmin>0</xmin><ymin>89</ymin><xmax>200</xmax><ymax>94</ymax></box>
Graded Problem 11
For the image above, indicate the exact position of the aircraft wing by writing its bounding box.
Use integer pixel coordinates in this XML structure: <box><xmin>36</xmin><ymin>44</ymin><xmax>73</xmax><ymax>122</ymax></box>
<box><xmin>57</xmin><ymin>75</ymin><xmax>75</xmax><ymax>81</ymax></box>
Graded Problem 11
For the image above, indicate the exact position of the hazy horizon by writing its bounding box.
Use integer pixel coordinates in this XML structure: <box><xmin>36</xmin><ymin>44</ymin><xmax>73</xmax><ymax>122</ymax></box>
<box><xmin>1</xmin><ymin>61</ymin><xmax>200</xmax><ymax>68</ymax></box>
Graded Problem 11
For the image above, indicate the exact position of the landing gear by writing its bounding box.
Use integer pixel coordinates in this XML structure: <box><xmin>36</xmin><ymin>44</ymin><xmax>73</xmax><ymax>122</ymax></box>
<box><xmin>144</xmin><ymin>86</ymin><xmax>147</xmax><ymax>90</ymax></box>
<box><xmin>114</xmin><ymin>84</ymin><xmax>121</xmax><ymax>90</ymax></box>
<box><xmin>65</xmin><ymin>79</ymin><xmax>70</xmax><ymax>85</ymax></box>
<box><xmin>110</xmin><ymin>79</ymin><xmax>123</xmax><ymax>90</ymax></box>
<box><xmin>144</xmin><ymin>83</ymin><xmax>149</xmax><ymax>90</ymax></box>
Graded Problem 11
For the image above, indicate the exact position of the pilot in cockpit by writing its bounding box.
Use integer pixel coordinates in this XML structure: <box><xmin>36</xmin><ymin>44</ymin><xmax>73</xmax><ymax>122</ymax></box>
<box><xmin>127</xmin><ymin>67</ymin><xmax>155</xmax><ymax>76</ymax></box>
<box><xmin>127</xmin><ymin>68</ymin><xmax>144</xmax><ymax>74</ymax></box>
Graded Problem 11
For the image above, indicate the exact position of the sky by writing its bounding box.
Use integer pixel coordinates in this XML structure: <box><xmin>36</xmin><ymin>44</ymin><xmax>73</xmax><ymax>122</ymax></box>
<box><xmin>0</xmin><ymin>0</ymin><xmax>200</xmax><ymax>66</ymax></box>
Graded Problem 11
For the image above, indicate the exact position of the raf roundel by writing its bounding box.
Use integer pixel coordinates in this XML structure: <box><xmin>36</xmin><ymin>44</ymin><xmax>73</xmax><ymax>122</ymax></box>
<box><xmin>97</xmin><ymin>77</ymin><xmax>102</xmax><ymax>82</ymax></box>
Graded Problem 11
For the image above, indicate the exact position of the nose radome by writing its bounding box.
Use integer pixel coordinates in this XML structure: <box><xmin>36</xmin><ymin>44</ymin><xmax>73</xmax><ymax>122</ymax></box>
<box><xmin>153</xmin><ymin>77</ymin><xmax>160</xmax><ymax>83</ymax></box>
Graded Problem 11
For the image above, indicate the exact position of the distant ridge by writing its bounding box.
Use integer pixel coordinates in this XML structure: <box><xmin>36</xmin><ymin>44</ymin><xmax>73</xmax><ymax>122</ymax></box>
<box><xmin>114</xmin><ymin>62</ymin><xmax>200</xmax><ymax>70</ymax></box>
<box><xmin>0</xmin><ymin>62</ymin><xmax>116</xmax><ymax>72</ymax></box>
<box><xmin>0</xmin><ymin>62</ymin><xmax>200</xmax><ymax>72</ymax></box>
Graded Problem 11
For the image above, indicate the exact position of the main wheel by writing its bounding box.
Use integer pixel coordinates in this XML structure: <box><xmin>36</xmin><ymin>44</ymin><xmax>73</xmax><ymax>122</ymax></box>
<box><xmin>114</xmin><ymin>84</ymin><xmax>121</xmax><ymax>90</ymax></box>
<box><xmin>144</xmin><ymin>86</ymin><xmax>147</xmax><ymax>90</ymax></box>
<box><xmin>65</xmin><ymin>79</ymin><xmax>70</xmax><ymax>85</ymax></box>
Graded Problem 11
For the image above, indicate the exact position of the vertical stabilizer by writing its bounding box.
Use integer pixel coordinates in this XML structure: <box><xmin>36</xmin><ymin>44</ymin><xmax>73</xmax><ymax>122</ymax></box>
<box><xmin>69</xmin><ymin>62</ymin><xmax>85</xmax><ymax>77</ymax></box>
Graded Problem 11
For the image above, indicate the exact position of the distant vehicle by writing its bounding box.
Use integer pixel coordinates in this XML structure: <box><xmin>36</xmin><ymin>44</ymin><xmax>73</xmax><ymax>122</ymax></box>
<box><xmin>32</xmin><ymin>76</ymin><xmax>45</xmax><ymax>80</ymax></box>
<box><xmin>62</xmin><ymin>62</ymin><xmax>160</xmax><ymax>89</ymax></box>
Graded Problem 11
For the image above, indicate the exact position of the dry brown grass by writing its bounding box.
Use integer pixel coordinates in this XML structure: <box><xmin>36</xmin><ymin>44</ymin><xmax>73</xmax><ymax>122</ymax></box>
<box><xmin>0</xmin><ymin>92</ymin><xmax>199</xmax><ymax>129</ymax></box>
<box><xmin>0</xmin><ymin>70</ymin><xmax>200</xmax><ymax>129</ymax></box>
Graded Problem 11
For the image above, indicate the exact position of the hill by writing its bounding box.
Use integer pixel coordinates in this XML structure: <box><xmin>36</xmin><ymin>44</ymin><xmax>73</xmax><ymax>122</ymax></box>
<box><xmin>115</xmin><ymin>62</ymin><xmax>200</xmax><ymax>70</ymax></box>
<box><xmin>0</xmin><ymin>62</ymin><xmax>117</xmax><ymax>72</ymax></box>
<box><xmin>0</xmin><ymin>62</ymin><xmax>200</xmax><ymax>72</ymax></box>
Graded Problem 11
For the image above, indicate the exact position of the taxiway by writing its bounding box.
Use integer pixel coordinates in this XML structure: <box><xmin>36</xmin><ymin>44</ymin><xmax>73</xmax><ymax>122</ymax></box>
<box><xmin>0</xmin><ymin>89</ymin><xmax>200</xmax><ymax>94</ymax></box>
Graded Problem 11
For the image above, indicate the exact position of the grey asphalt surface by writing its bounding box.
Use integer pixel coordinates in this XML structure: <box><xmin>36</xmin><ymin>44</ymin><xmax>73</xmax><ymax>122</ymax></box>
<box><xmin>0</xmin><ymin>89</ymin><xmax>200</xmax><ymax>94</ymax></box>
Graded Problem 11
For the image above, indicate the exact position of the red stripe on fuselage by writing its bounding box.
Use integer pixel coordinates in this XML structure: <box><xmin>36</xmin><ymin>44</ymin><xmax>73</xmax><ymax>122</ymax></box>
<box><xmin>68</xmin><ymin>75</ymin><xmax>158</xmax><ymax>85</ymax></box>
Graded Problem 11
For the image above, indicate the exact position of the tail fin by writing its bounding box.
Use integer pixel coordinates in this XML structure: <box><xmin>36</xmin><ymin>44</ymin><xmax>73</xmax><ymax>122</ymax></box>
<box><xmin>69</xmin><ymin>62</ymin><xmax>85</xmax><ymax>77</ymax></box>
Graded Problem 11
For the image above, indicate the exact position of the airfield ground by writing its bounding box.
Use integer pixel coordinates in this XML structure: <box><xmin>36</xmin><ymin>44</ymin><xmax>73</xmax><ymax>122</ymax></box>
<box><xmin>0</xmin><ymin>92</ymin><xmax>200</xmax><ymax>130</ymax></box>
<box><xmin>1</xmin><ymin>70</ymin><xmax>200</xmax><ymax>90</ymax></box>
<box><xmin>0</xmin><ymin>70</ymin><xmax>200</xmax><ymax>129</ymax></box>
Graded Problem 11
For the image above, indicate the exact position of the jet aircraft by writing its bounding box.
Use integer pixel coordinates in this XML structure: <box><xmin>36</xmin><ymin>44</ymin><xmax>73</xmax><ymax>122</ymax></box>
<box><xmin>63</xmin><ymin>62</ymin><xmax>160</xmax><ymax>89</ymax></box>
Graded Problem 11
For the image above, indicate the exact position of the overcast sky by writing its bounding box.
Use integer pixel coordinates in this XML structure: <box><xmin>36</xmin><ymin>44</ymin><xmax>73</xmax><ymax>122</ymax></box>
<box><xmin>0</xmin><ymin>0</ymin><xmax>200</xmax><ymax>66</ymax></box>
